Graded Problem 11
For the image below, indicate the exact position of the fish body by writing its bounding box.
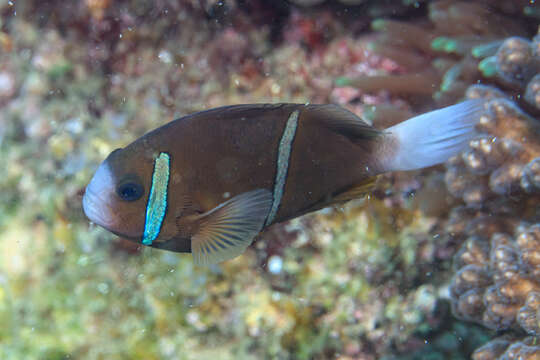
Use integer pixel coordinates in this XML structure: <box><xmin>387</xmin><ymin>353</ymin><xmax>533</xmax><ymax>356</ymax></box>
<box><xmin>83</xmin><ymin>101</ymin><xmax>483</xmax><ymax>265</ymax></box>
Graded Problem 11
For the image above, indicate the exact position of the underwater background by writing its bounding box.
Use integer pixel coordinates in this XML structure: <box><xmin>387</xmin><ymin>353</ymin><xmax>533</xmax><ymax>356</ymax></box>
<box><xmin>0</xmin><ymin>0</ymin><xmax>539</xmax><ymax>359</ymax></box>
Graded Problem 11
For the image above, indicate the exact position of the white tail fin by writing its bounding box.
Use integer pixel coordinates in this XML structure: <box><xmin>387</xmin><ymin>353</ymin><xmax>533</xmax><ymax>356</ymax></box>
<box><xmin>381</xmin><ymin>100</ymin><xmax>485</xmax><ymax>172</ymax></box>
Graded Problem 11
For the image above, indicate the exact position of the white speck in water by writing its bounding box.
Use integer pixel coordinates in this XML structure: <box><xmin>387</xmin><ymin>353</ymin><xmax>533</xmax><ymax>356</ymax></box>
<box><xmin>77</xmin><ymin>255</ymin><xmax>89</xmax><ymax>266</ymax></box>
<box><xmin>186</xmin><ymin>311</ymin><xmax>199</xmax><ymax>324</ymax></box>
<box><xmin>268</xmin><ymin>255</ymin><xmax>283</xmax><ymax>274</ymax></box>
<box><xmin>119</xmin><ymin>33</ymin><xmax>122</xmax><ymax>39</ymax></box>
<box><xmin>0</xmin><ymin>72</ymin><xmax>15</xmax><ymax>96</ymax></box>
<box><xmin>65</xmin><ymin>117</ymin><xmax>83</xmax><ymax>134</ymax></box>
<box><xmin>169</xmin><ymin>268</ymin><xmax>175</xmax><ymax>273</ymax></box>
<box><xmin>223</xmin><ymin>192</ymin><xmax>230</xmax><ymax>199</ymax></box>
<box><xmin>158</xmin><ymin>50</ymin><xmax>172</xmax><ymax>64</ymax></box>
<box><xmin>97</xmin><ymin>282</ymin><xmax>109</xmax><ymax>294</ymax></box>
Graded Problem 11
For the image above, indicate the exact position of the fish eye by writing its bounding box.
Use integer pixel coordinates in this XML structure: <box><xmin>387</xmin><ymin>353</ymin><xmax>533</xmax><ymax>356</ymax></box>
<box><xmin>116</xmin><ymin>181</ymin><xmax>144</xmax><ymax>202</ymax></box>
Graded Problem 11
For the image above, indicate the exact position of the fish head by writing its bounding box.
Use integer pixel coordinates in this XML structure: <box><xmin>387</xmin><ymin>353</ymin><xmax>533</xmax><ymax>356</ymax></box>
<box><xmin>83</xmin><ymin>146</ymin><xmax>153</xmax><ymax>239</ymax></box>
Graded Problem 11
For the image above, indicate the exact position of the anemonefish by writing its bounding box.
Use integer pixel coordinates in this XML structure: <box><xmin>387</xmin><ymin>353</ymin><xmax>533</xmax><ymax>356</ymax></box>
<box><xmin>83</xmin><ymin>101</ymin><xmax>483</xmax><ymax>265</ymax></box>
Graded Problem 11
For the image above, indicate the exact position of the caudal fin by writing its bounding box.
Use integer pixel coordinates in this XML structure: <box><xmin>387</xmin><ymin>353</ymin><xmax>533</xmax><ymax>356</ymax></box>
<box><xmin>380</xmin><ymin>99</ymin><xmax>485</xmax><ymax>172</ymax></box>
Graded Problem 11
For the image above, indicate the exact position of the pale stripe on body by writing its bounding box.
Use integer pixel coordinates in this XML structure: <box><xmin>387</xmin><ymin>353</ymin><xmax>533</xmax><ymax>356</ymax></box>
<box><xmin>265</xmin><ymin>109</ymin><xmax>300</xmax><ymax>226</ymax></box>
<box><xmin>142</xmin><ymin>152</ymin><xmax>171</xmax><ymax>245</ymax></box>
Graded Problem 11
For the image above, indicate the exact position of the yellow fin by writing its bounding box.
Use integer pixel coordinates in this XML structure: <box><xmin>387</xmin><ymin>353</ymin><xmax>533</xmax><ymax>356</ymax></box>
<box><xmin>332</xmin><ymin>176</ymin><xmax>378</xmax><ymax>203</ymax></box>
<box><xmin>191</xmin><ymin>189</ymin><xmax>272</xmax><ymax>266</ymax></box>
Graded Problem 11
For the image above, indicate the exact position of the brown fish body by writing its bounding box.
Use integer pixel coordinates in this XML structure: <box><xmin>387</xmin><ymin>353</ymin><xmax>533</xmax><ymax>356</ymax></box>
<box><xmin>83</xmin><ymin>101</ymin><xmax>483</xmax><ymax>265</ymax></box>
<box><xmin>139</xmin><ymin>104</ymin><xmax>377</xmax><ymax>221</ymax></box>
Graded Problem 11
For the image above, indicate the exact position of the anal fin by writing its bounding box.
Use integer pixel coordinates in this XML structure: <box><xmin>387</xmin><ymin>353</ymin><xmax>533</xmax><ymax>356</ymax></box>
<box><xmin>299</xmin><ymin>176</ymin><xmax>379</xmax><ymax>216</ymax></box>
<box><xmin>331</xmin><ymin>176</ymin><xmax>379</xmax><ymax>203</ymax></box>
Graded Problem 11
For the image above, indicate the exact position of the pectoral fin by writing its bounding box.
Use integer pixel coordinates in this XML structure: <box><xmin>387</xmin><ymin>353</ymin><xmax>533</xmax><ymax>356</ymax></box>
<box><xmin>190</xmin><ymin>189</ymin><xmax>272</xmax><ymax>266</ymax></box>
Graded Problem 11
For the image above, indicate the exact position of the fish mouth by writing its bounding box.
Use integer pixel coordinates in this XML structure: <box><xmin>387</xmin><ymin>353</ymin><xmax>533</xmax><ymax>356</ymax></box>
<box><xmin>82</xmin><ymin>186</ymin><xmax>144</xmax><ymax>239</ymax></box>
<box><xmin>82</xmin><ymin>187</ymin><xmax>115</xmax><ymax>229</ymax></box>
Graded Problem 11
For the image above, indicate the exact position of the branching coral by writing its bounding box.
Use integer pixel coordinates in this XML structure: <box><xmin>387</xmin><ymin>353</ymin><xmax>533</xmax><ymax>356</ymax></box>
<box><xmin>450</xmin><ymin>225</ymin><xmax>540</xmax><ymax>330</ymax></box>
<box><xmin>336</xmin><ymin>1</ymin><xmax>537</xmax><ymax>107</ymax></box>
<box><xmin>1</xmin><ymin>0</ymin><xmax>539</xmax><ymax>359</ymax></box>
<box><xmin>442</xmin><ymin>28</ymin><xmax>540</xmax><ymax>358</ymax></box>
<box><xmin>472</xmin><ymin>335</ymin><xmax>540</xmax><ymax>360</ymax></box>
<box><xmin>450</xmin><ymin>225</ymin><xmax>540</xmax><ymax>359</ymax></box>
<box><xmin>332</xmin><ymin>3</ymin><xmax>540</xmax><ymax>357</ymax></box>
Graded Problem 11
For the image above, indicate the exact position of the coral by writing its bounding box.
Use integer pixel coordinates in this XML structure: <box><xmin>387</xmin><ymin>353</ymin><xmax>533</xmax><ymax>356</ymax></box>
<box><xmin>517</xmin><ymin>292</ymin><xmax>540</xmax><ymax>335</ymax></box>
<box><xmin>451</xmin><ymin>224</ymin><xmax>540</xmax><ymax>330</ymax></box>
<box><xmin>1</xmin><ymin>0</ymin><xmax>538</xmax><ymax>359</ymax></box>
<box><xmin>472</xmin><ymin>336</ymin><xmax>540</xmax><ymax>360</ymax></box>
<box><xmin>450</xmin><ymin>224</ymin><xmax>540</xmax><ymax>357</ymax></box>
<box><xmin>441</xmin><ymin>29</ymin><xmax>540</xmax><ymax>359</ymax></box>
<box><xmin>336</xmin><ymin>1</ymin><xmax>537</xmax><ymax>109</ymax></box>
<box><xmin>525</xmin><ymin>73</ymin><xmax>540</xmax><ymax>111</ymax></box>
<box><xmin>332</xmin><ymin>8</ymin><xmax>540</xmax><ymax>357</ymax></box>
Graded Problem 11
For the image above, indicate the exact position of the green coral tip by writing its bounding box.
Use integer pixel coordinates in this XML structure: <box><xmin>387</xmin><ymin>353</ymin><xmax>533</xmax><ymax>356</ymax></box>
<box><xmin>478</xmin><ymin>56</ymin><xmax>497</xmax><ymax>78</ymax></box>
<box><xmin>371</xmin><ymin>19</ymin><xmax>386</xmax><ymax>31</ymax></box>
<box><xmin>471</xmin><ymin>41</ymin><xmax>503</xmax><ymax>59</ymax></box>
<box><xmin>524</xmin><ymin>6</ymin><xmax>540</xmax><ymax>19</ymax></box>
<box><xmin>402</xmin><ymin>0</ymin><xmax>421</xmax><ymax>8</ymax></box>
<box><xmin>362</xmin><ymin>106</ymin><xmax>376</xmax><ymax>121</ymax></box>
<box><xmin>440</xmin><ymin>79</ymin><xmax>452</xmax><ymax>92</ymax></box>
<box><xmin>431</xmin><ymin>37</ymin><xmax>448</xmax><ymax>51</ymax></box>
<box><xmin>443</xmin><ymin>40</ymin><xmax>459</xmax><ymax>53</ymax></box>
<box><xmin>471</xmin><ymin>45</ymin><xmax>486</xmax><ymax>58</ymax></box>
<box><xmin>366</xmin><ymin>42</ymin><xmax>377</xmax><ymax>52</ymax></box>
<box><xmin>433</xmin><ymin>91</ymin><xmax>443</xmax><ymax>101</ymax></box>
<box><xmin>335</xmin><ymin>77</ymin><xmax>352</xmax><ymax>87</ymax></box>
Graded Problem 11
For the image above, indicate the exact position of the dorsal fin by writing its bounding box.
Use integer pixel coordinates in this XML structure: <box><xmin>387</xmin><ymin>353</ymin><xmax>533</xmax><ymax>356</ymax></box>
<box><xmin>305</xmin><ymin>104</ymin><xmax>381</xmax><ymax>142</ymax></box>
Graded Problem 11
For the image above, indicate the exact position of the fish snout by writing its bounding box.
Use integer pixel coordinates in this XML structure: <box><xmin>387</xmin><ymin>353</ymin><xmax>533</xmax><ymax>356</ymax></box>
<box><xmin>82</xmin><ymin>162</ymin><xmax>116</xmax><ymax>229</ymax></box>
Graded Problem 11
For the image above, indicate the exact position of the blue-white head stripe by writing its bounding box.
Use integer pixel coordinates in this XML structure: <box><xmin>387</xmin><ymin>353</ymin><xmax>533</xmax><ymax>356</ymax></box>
<box><xmin>265</xmin><ymin>109</ymin><xmax>299</xmax><ymax>226</ymax></box>
<box><xmin>142</xmin><ymin>152</ymin><xmax>170</xmax><ymax>245</ymax></box>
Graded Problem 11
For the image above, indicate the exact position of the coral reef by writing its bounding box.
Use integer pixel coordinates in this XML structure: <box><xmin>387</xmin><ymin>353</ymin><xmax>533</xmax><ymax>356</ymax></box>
<box><xmin>450</xmin><ymin>225</ymin><xmax>540</xmax><ymax>332</ymax></box>
<box><xmin>0</xmin><ymin>0</ymin><xmax>538</xmax><ymax>359</ymax></box>
<box><xmin>443</xmin><ymin>30</ymin><xmax>540</xmax><ymax>360</ymax></box>
<box><xmin>334</xmin><ymin>2</ymin><xmax>540</xmax><ymax>358</ymax></box>
<box><xmin>336</xmin><ymin>0</ymin><xmax>537</xmax><ymax>108</ymax></box>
